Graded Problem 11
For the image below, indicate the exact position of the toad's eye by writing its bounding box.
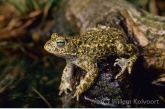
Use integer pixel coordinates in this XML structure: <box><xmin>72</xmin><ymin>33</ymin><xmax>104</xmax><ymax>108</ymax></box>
<box><xmin>56</xmin><ymin>38</ymin><xmax>66</xmax><ymax>47</ymax></box>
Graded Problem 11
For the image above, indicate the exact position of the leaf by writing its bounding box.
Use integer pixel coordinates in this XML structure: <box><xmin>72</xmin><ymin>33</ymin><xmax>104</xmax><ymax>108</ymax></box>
<box><xmin>43</xmin><ymin>0</ymin><xmax>54</xmax><ymax>18</ymax></box>
<box><xmin>8</xmin><ymin>0</ymin><xmax>27</xmax><ymax>15</ymax></box>
<box><xmin>25</xmin><ymin>0</ymin><xmax>35</xmax><ymax>11</ymax></box>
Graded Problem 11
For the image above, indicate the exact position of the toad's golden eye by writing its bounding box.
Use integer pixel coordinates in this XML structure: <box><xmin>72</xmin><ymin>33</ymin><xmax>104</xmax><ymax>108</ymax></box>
<box><xmin>56</xmin><ymin>37</ymin><xmax>66</xmax><ymax>47</ymax></box>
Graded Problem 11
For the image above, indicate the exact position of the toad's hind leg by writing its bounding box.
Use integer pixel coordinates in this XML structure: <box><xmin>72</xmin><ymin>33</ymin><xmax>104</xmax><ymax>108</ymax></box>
<box><xmin>73</xmin><ymin>57</ymin><xmax>98</xmax><ymax>101</ymax></box>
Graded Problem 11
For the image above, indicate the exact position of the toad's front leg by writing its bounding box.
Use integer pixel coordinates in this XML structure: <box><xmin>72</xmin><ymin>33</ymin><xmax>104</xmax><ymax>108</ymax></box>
<box><xmin>114</xmin><ymin>44</ymin><xmax>139</xmax><ymax>79</ymax></box>
<box><xmin>73</xmin><ymin>57</ymin><xmax>98</xmax><ymax>101</ymax></box>
<box><xmin>59</xmin><ymin>61</ymin><xmax>74</xmax><ymax>95</ymax></box>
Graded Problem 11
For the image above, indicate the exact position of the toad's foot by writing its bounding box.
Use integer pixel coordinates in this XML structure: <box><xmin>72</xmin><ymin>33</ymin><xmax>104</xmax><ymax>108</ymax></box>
<box><xmin>59</xmin><ymin>82</ymin><xmax>73</xmax><ymax>95</ymax></box>
<box><xmin>114</xmin><ymin>58</ymin><xmax>134</xmax><ymax>79</ymax></box>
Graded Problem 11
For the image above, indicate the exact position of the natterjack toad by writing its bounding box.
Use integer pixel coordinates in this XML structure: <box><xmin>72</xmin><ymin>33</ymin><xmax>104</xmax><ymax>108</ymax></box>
<box><xmin>44</xmin><ymin>25</ymin><xmax>139</xmax><ymax>101</ymax></box>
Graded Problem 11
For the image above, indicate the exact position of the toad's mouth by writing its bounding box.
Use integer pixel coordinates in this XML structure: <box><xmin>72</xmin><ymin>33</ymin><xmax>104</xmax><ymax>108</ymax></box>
<box><xmin>44</xmin><ymin>46</ymin><xmax>68</xmax><ymax>58</ymax></box>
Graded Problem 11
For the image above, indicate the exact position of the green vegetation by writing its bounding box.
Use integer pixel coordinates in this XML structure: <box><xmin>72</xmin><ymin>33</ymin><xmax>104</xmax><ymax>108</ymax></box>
<box><xmin>2</xmin><ymin>0</ymin><xmax>60</xmax><ymax>18</ymax></box>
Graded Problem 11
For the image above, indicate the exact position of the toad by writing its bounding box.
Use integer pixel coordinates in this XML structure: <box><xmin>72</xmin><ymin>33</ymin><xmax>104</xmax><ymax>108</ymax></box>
<box><xmin>44</xmin><ymin>25</ymin><xmax>139</xmax><ymax>101</ymax></box>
